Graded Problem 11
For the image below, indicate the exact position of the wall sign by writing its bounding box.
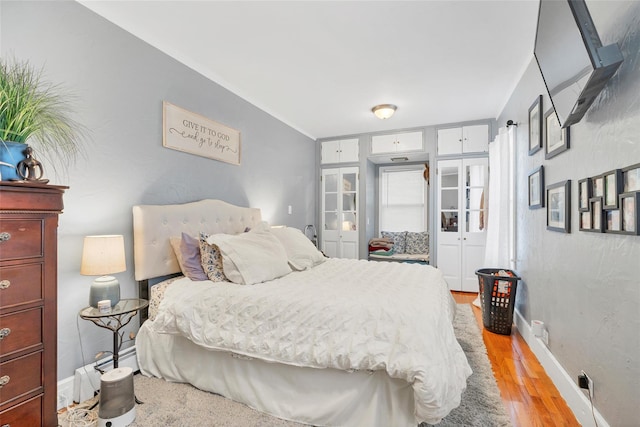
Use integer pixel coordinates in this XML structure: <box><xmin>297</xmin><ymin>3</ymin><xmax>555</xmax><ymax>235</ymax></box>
<box><xmin>163</xmin><ymin>101</ymin><xmax>241</xmax><ymax>165</ymax></box>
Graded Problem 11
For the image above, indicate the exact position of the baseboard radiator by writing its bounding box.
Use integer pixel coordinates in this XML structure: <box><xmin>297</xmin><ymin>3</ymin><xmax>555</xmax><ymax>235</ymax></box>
<box><xmin>73</xmin><ymin>346</ymin><xmax>139</xmax><ymax>404</ymax></box>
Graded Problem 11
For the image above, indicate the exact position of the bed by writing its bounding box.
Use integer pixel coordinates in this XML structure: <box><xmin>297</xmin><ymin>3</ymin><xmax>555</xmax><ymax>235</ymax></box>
<box><xmin>133</xmin><ymin>199</ymin><xmax>472</xmax><ymax>426</ymax></box>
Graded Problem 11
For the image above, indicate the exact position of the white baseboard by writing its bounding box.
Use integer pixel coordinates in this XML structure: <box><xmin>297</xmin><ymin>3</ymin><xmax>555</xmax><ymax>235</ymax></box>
<box><xmin>57</xmin><ymin>376</ymin><xmax>75</xmax><ymax>410</ymax></box>
<box><xmin>513</xmin><ymin>309</ymin><xmax>609</xmax><ymax>427</ymax></box>
<box><xmin>57</xmin><ymin>345</ymin><xmax>139</xmax><ymax>409</ymax></box>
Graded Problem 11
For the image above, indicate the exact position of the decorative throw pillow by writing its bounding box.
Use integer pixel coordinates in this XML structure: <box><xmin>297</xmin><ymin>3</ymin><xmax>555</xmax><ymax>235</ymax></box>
<box><xmin>269</xmin><ymin>226</ymin><xmax>326</xmax><ymax>271</ymax></box>
<box><xmin>206</xmin><ymin>230</ymin><xmax>291</xmax><ymax>285</ymax></box>
<box><xmin>198</xmin><ymin>232</ymin><xmax>227</xmax><ymax>282</ymax></box>
<box><xmin>180</xmin><ymin>232</ymin><xmax>210</xmax><ymax>281</ymax></box>
<box><xmin>381</xmin><ymin>231</ymin><xmax>407</xmax><ymax>254</ymax></box>
<box><xmin>405</xmin><ymin>231</ymin><xmax>429</xmax><ymax>254</ymax></box>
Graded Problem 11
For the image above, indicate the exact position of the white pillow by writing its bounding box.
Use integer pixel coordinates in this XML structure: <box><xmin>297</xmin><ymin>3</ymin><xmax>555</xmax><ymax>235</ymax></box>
<box><xmin>270</xmin><ymin>227</ymin><xmax>326</xmax><ymax>271</ymax></box>
<box><xmin>206</xmin><ymin>230</ymin><xmax>291</xmax><ymax>285</ymax></box>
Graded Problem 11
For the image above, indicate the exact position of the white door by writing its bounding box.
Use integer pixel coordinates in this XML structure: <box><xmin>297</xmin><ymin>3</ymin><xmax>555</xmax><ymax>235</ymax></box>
<box><xmin>395</xmin><ymin>131</ymin><xmax>423</xmax><ymax>152</ymax></box>
<box><xmin>321</xmin><ymin>140</ymin><xmax>340</xmax><ymax>164</ymax></box>
<box><xmin>437</xmin><ymin>160</ymin><xmax>463</xmax><ymax>289</ymax></box>
<box><xmin>437</xmin><ymin>128</ymin><xmax>463</xmax><ymax>156</ymax></box>
<box><xmin>339</xmin><ymin>139</ymin><xmax>359</xmax><ymax>162</ymax></box>
<box><xmin>339</xmin><ymin>168</ymin><xmax>359</xmax><ymax>259</ymax></box>
<box><xmin>436</xmin><ymin>158</ymin><xmax>488</xmax><ymax>292</ymax></box>
<box><xmin>461</xmin><ymin>158</ymin><xmax>488</xmax><ymax>291</ymax></box>
<box><xmin>371</xmin><ymin>134</ymin><xmax>397</xmax><ymax>154</ymax></box>
<box><xmin>321</xmin><ymin>167</ymin><xmax>359</xmax><ymax>259</ymax></box>
<box><xmin>321</xmin><ymin>169</ymin><xmax>340</xmax><ymax>257</ymax></box>
<box><xmin>462</xmin><ymin>125</ymin><xmax>489</xmax><ymax>154</ymax></box>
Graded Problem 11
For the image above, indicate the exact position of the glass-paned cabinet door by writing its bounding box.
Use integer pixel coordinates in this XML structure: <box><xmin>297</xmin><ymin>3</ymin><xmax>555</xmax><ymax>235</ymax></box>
<box><xmin>323</xmin><ymin>171</ymin><xmax>339</xmax><ymax>231</ymax></box>
<box><xmin>341</xmin><ymin>171</ymin><xmax>358</xmax><ymax>231</ymax></box>
<box><xmin>439</xmin><ymin>164</ymin><xmax>460</xmax><ymax>232</ymax></box>
<box><xmin>464</xmin><ymin>160</ymin><xmax>488</xmax><ymax>233</ymax></box>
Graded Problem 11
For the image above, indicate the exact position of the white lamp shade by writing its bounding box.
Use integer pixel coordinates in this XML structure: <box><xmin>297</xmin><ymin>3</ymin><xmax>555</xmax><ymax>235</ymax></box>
<box><xmin>80</xmin><ymin>235</ymin><xmax>126</xmax><ymax>276</ymax></box>
<box><xmin>372</xmin><ymin>104</ymin><xmax>397</xmax><ymax>119</ymax></box>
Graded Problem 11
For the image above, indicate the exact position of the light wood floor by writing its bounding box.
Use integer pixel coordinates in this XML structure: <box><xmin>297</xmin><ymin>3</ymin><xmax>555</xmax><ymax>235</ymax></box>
<box><xmin>452</xmin><ymin>292</ymin><xmax>579</xmax><ymax>427</ymax></box>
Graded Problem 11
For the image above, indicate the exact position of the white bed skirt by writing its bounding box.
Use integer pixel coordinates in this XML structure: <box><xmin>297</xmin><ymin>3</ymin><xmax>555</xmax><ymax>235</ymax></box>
<box><xmin>136</xmin><ymin>322</ymin><xmax>418</xmax><ymax>427</ymax></box>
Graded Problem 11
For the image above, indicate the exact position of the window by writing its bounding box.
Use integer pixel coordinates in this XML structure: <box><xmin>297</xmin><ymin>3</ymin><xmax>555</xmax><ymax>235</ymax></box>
<box><xmin>379</xmin><ymin>166</ymin><xmax>428</xmax><ymax>232</ymax></box>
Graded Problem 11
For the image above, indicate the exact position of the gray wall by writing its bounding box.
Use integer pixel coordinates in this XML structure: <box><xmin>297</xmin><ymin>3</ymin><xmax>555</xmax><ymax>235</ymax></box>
<box><xmin>1</xmin><ymin>1</ymin><xmax>316</xmax><ymax>380</ymax></box>
<box><xmin>497</xmin><ymin>2</ymin><xmax>640</xmax><ymax>425</ymax></box>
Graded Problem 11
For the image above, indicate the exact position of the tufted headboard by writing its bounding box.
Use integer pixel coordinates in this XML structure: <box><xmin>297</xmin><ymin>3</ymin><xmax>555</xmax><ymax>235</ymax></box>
<box><xmin>132</xmin><ymin>199</ymin><xmax>262</xmax><ymax>281</ymax></box>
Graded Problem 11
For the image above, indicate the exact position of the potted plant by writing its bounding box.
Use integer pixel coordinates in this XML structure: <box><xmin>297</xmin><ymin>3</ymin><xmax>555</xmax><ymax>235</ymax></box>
<box><xmin>0</xmin><ymin>57</ymin><xmax>86</xmax><ymax>181</ymax></box>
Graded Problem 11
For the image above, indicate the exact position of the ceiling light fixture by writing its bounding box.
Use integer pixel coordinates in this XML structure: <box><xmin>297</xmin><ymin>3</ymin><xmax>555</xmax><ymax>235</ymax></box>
<box><xmin>371</xmin><ymin>104</ymin><xmax>397</xmax><ymax>120</ymax></box>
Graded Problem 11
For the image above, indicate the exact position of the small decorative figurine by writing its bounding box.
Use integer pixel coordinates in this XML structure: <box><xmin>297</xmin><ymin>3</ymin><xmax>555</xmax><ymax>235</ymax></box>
<box><xmin>16</xmin><ymin>147</ymin><xmax>48</xmax><ymax>183</ymax></box>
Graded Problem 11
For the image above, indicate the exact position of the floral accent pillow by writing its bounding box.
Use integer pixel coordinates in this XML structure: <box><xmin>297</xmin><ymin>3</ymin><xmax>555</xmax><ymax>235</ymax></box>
<box><xmin>198</xmin><ymin>232</ymin><xmax>227</xmax><ymax>282</ymax></box>
<box><xmin>148</xmin><ymin>276</ymin><xmax>181</xmax><ymax>321</ymax></box>
<box><xmin>381</xmin><ymin>231</ymin><xmax>407</xmax><ymax>254</ymax></box>
<box><xmin>405</xmin><ymin>231</ymin><xmax>429</xmax><ymax>254</ymax></box>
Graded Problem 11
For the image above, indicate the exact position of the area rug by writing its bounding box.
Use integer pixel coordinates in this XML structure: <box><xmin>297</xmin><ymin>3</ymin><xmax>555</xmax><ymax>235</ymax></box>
<box><xmin>60</xmin><ymin>304</ymin><xmax>510</xmax><ymax>427</ymax></box>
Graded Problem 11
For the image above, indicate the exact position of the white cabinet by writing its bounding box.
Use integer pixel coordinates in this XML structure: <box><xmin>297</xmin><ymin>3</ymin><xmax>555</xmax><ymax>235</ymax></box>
<box><xmin>436</xmin><ymin>158</ymin><xmax>488</xmax><ymax>292</ymax></box>
<box><xmin>321</xmin><ymin>167</ymin><xmax>359</xmax><ymax>259</ymax></box>
<box><xmin>371</xmin><ymin>131</ymin><xmax>423</xmax><ymax>154</ymax></box>
<box><xmin>321</xmin><ymin>138</ymin><xmax>359</xmax><ymax>164</ymax></box>
<box><xmin>437</xmin><ymin>124</ymin><xmax>489</xmax><ymax>156</ymax></box>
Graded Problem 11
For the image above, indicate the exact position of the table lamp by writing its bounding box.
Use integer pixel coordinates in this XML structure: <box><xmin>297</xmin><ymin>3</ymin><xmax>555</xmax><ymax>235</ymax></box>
<box><xmin>81</xmin><ymin>235</ymin><xmax>126</xmax><ymax>308</ymax></box>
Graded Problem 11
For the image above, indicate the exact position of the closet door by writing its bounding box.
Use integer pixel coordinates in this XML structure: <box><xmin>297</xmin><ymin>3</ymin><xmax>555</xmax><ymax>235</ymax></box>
<box><xmin>321</xmin><ymin>167</ymin><xmax>359</xmax><ymax>259</ymax></box>
<box><xmin>321</xmin><ymin>169</ymin><xmax>340</xmax><ymax>257</ymax></box>
<box><xmin>461</xmin><ymin>158</ymin><xmax>488</xmax><ymax>291</ymax></box>
<box><xmin>437</xmin><ymin>160</ymin><xmax>463</xmax><ymax>289</ymax></box>
<box><xmin>339</xmin><ymin>168</ymin><xmax>358</xmax><ymax>259</ymax></box>
<box><xmin>436</xmin><ymin>158</ymin><xmax>488</xmax><ymax>291</ymax></box>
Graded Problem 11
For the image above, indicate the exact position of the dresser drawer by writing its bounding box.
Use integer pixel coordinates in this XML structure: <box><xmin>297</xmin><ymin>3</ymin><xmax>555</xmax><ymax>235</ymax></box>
<box><xmin>0</xmin><ymin>219</ymin><xmax>43</xmax><ymax>261</ymax></box>
<box><xmin>0</xmin><ymin>264</ymin><xmax>43</xmax><ymax>309</ymax></box>
<box><xmin>0</xmin><ymin>309</ymin><xmax>42</xmax><ymax>359</ymax></box>
<box><xmin>0</xmin><ymin>352</ymin><xmax>42</xmax><ymax>408</ymax></box>
<box><xmin>0</xmin><ymin>394</ymin><xmax>42</xmax><ymax>427</ymax></box>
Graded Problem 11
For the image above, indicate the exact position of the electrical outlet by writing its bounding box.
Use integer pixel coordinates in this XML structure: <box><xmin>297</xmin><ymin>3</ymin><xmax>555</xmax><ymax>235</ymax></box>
<box><xmin>541</xmin><ymin>328</ymin><xmax>549</xmax><ymax>346</ymax></box>
<box><xmin>579</xmin><ymin>370</ymin><xmax>594</xmax><ymax>399</ymax></box>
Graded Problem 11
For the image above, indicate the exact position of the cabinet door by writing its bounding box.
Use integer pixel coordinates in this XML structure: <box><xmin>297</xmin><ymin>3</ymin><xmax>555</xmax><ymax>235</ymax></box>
<box><xmin>462</xmin><ymin>125</ymin><xmax>489</xmax><ymax>154</ymax></box>
<box><xmin>437</xmin><ymin>160</ymin><xmax>462</xmax><ymax>289</ymax></box>
<box><xmin>321</xmin><ymin>169</ymin><xmax>340</xmax><ymax>257</ymax></box>
<box><xmin>321</xmin><ymin>140</ymin><xmax>341</xmax><ymax>164</ymax></box>
<box><xmin>396</xmin><ymin>131</ymin><xmax>423</xmax><ymax>152</ymax></box>
<box><xmin>436</xmin><ymin>158</ymin><xmax>488</xmax><ymax>292</ymax></box>
<box><xmin>437</xmin><ymin>128</ymin><xmax>463</xmax><ymax>156</ymax></box>
<box><xmin>339</xmin><ymin>139</ymin><xmax>359</xmax><ymax>162</ymax></box>
<box><xmin>339</xmin><ymin>168</ymin><xmax>359</xmax><ymax>259</ymax></box>
<box><xmin>321</xmin><ymin>167</ymin><xmax>359</xmax><ymax>259</ymax></box>
<box><xmin>461</xmin><ymin>158</ymin><xmax>488</xmax><ymax>291</ymax></box>
<box><xmin>371</xmin><ymin>134</ymin><xmax>397</xmax><ymax>154</ymax></box>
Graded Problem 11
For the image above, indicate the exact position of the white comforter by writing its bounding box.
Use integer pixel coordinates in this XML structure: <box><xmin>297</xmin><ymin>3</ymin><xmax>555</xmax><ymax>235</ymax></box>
<box><xmin>150</xmin><ymin>258</ymin><xmax>472</xmax><ymax>424</ymax></box>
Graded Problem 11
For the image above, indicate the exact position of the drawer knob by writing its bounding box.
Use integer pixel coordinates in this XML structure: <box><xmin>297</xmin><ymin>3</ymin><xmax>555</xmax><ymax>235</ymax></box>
<box><xmin>0</xmin><ymin>375</ymin><xmax>9</xmax><ymax>387</ymax></box>
<box><xmin>0</xmin><ymin>280</ymin><xmax>9</xmax><ymax>289</ymax></box>
<box><xmin>0</xmin><ymin>232</ymin><xmax>10</xmax><ymax>242</ymax></box>
<box><xmin>0</xmin><ymin>328</ymin><xmax>10</xmax><ymax>339</ymax></box>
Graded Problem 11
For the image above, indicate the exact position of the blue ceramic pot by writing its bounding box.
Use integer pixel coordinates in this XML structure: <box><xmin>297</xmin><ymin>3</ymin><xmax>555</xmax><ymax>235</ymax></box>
<box><xmin>0</xmin><ymin>141</ymin><xmax>27</xmax><ymax>181</ymax></box>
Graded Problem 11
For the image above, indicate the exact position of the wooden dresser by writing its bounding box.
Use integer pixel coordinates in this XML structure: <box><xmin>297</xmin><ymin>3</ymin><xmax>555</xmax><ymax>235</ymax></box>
<box><xmin>0</xmin><ymin>182</ymin><xmax>66</xmax><ymax>427</ymax></box>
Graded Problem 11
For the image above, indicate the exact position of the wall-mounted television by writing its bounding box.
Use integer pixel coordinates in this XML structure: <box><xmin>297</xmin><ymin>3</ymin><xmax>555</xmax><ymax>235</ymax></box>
<box><xmin>534</xmin><ymin>0</ymin><xmax>623</xmax><ymax>128</ymax></box>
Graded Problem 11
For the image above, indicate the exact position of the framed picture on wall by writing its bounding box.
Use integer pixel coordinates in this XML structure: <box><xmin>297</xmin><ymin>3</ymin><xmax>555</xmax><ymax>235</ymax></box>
<box><xmin>622</xmin><ymin>163</ymin><xmax>640</xmax><ymax>192</ymax></box>
<box><xmin>603</xmin><ymin>169</ymin><xmax>622</xmax><ymax>209</ymax></box>
<box><xmin>528</xmin><ymin>166</ymin><xmax>544</xmax><ymax>209</ymax></box>
<box><xmin>589</xmin><ymin>197</ymin><xmax>604</xmax><ymax>233</ymax></box>
<box><xmin>605</xmin><ymin>209</ymin><xmax>622</xmax><ymax>233</ymax></box>
<box><xmin>579</xmin><ymin>210</ymin><xmax>592</xmax><ymax>231</ymax></box>
<box><xmin>528</xmin><ymin>95</ymin><xmax>543</xmax><ymax>155</ymax></box>
<box><xmin>620</xmin><ymin>192</ymin><xmax>640</xmax><ymax>235</ymax></box>
<box><xmin>547</xmin><ymin>180</ymin><xmax>571</xmax><ymax>233</ymax></box>
<box><xmin>544</xmin><ymin>108</ymin><xmax>570</xmax><ymax>159</ymax></box>
<box><xmin>592</xmin><ymin>174</ymin><xmax>605</xmax><ymax>198</ymax></box>
<box><xmin>578</xmin><ymin>178</ymin><xmax>591</xmax><ymax>212</ymax></box>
